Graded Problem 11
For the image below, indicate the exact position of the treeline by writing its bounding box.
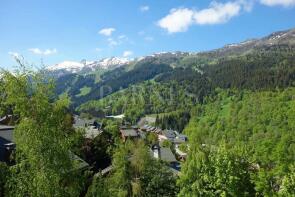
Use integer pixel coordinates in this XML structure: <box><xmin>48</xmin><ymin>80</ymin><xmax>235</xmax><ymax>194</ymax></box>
<box><xmin>180</xmin><ymin>88</ymin><xmax>295</xmax><ymax>196</ymax></box>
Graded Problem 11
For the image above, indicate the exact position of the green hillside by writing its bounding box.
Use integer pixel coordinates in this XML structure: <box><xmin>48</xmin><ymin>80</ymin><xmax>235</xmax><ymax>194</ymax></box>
<box><xmin>179</xmin><ymin>88</ymin><xmax>295</xmax><ymax>196</ymax></box>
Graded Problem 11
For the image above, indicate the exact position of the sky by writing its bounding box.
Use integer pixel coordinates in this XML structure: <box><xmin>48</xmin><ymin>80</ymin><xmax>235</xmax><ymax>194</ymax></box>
<box><xmin>1</xmin><ymin>0</ymin><xmax>295</xmax><ymax>69</ymax></box>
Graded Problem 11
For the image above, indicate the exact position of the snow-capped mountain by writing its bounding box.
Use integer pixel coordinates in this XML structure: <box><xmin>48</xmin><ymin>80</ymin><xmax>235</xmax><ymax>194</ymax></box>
<box><xmin>47</xmin><ymin>61</ymin><xmax>86</xmax><ymax>73</ymax></box>
<box><xmin>47</xmin><ymin>57</ymin><xmax>130</xmax><ymax>75</ymax></box>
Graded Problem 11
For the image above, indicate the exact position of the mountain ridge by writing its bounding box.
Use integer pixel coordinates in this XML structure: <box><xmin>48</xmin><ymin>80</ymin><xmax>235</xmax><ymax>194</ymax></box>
<box><xmin>54</xmin><ymin>27</ymin><xmax>295</xmax><ymax>112</ymax></box>
<box><xmin>48</xmin><ymin>27</ymin><xmax>295</xmax><ymax>76</ymax></box>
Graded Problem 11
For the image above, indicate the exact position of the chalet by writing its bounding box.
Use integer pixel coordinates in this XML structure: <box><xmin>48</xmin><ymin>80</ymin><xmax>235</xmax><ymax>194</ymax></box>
<box><xmin>131</xmin><ymin>125</ymin><xmax>139</xmax><ymax>129</ymax></box>
<box><xmin>151</xmin><ymin>144</ymin><xmax>177</xmax><ymax>164</ymax></box>
<box><xmin>147</xmin><ymin>126</ymin><xmax>156</xmax><ymax>132</ymax></box>
<box><xmin>120</xmin><ymin>128</ymin><xmax>139</xmax><ymax>142</ymax></box>
<box><xmin>138</xmin><ymin>130</ymin><xmax>146</xmax><ymax>139</ymax></box>
<box><xmin>73</xmin><ymin>116</ymin><xmax>97</xmax><ymax>128</ymax></box>
<box><xmin>173</xmin><ymin>131</ymin><xmax>188</xmax><ymax>142</ymax></box>
<box><xmin>173</xmin><ymin>136</ymin><xmax>187</xmax><ymax>144</ymax></box>
<box><xmin>119</xmin><ymin>125</ymin><xmax>128</xmax><ymax>129</ymax></box>
<box><xmin>84</xmin><ymin>126</ymin><xmax>103</xmax><ymax>139</ymax></box>
<box><xmin>162</xmin><ymin>130</ymin><xmax>176</xmax><ymax>141</ymax></box>
<box><xmin>140</xmin><ymin>124</ymin><xmax>148</xmax><ymax>131</ymax></box>
<box><xmin>0</xmin><ymin>125</ymin><xmax>15</xmax><ymax>162</ymax></box>
<box><xmin>73</xmin><ymin>116</ymin><xmax>103</xmax><ymax>139</ymax></box>
<box><xmin>154</xmin><ymin>128</ymin><xmax>162</xmax><ymax>134</ymax></box>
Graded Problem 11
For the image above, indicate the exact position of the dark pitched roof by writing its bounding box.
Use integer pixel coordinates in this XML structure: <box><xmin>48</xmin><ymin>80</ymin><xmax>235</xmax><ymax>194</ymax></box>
<box><xmin>73</xmin><ymin>116</ymin><xmax>96</xmax><ymax>128</ymax></box>
<box><xmin>0</xmin><ymin>125</ymin><xmax>14</xmax><ymax>143</ymax></box>
<box><xmin>162</xmin><ymin>130</ymin><xmax>176</xmax><ymax>138</ymax></box>
<box><xmin>70</xmin><ymin>152</ymin><xmax>89</xmax><ymax>171</ymax></box>
<box><xmin>160</xmin><ymin>148</ymin><xmax>177</xmax><ymax>163</ymax></box>
<box><xmin>120</xmin><ymin>129</ymin><xmax>138</xmax><ymax>137</ymax></box>
<box><xmin>0</xmin><ymin>125</ymin><xmax>14</xmax><ymax>162</ymax></box>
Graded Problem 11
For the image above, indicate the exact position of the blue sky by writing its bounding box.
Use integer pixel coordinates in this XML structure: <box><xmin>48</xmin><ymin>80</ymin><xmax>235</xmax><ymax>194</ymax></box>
<box><xmin>1</xmin><ymin>0</ymin><xmax>295</xmax><ymax>69</ymax></box>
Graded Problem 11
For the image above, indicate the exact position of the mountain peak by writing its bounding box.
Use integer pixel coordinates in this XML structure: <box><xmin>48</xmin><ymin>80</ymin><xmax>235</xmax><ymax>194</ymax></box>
<box><xmin>47</xmin><ymin>57</ymin><xmax>131</xmax><ymax>74</ymax></box>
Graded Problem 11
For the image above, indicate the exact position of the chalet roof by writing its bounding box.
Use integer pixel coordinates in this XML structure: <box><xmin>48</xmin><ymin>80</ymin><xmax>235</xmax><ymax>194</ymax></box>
<box><xmin>84</xmin><ymin>126</ymin><xmax>103</xmax><ymax>139</ymax></box>
<box><xmin>162</xmin><ymin>130</ymin><xmax>176</xmax><ymax>138</ymax></box>
<box><xmin>139</xmin><ymin>131</ymin><xmax>146</xmax><ymax>139</ymax></box>
<box><xmin>73</xmin><ymin>116</ymin><xmax>95</xmax><ymax>128</ymax></box>
<box><xmin>70</xmin><ymin>152</ymin><xmax>89</xmax><ymax>171</ymax></box>
<box><xmin>120</xmin><ymin>129</ymin><xmax>138</xmax><ymax>137</ymax></box>
<box><xmin>0</xmin><ymin>125</ymin><xmax>14</xmax><ymax>162</ymax></box>
<box><xmin>0</xmin><ymin>125</ymin><xmax>14</xmax><ymax>130</ymax></box>
<box><xmin>131</xmin><ymin>125</ymin><xmax>139</xmax><ymax>129</ymax></box>
<box><xmin>173</xmin><ymin>138</ymin><xmax>186</xmax><ymax>144</ymax></box>
<box><xmin>160</xmin><ymin>147</ymin><xmax>177</xmax><ymax>163</ymax></box>
<box><xmin>0</xmin><ymin>125</ymin><xmax>14</xmax><ymax>143</ymax></box>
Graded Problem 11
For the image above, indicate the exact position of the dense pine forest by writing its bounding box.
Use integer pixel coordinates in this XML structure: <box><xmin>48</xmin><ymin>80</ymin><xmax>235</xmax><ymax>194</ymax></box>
<box><xmin>0</xmin><ymin>28</ymin><xmax>295</xmax><ymax>196</ymax></box>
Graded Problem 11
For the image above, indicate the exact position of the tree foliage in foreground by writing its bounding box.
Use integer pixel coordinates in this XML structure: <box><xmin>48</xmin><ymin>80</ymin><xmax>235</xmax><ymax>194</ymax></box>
<box><xmin>1</xmin><ymin>67</ymin><xmax>86</xmax><ymax>196</ymax></box>
<box><xmin>181</xmin><ymin>88</ymin><xmax>295</xmax><ymax>196</ymax></box>
<box><xmin>178</xmin><ymin>144</ymin><xmax>255</xmax><ymax>197</ymax></box>
<box><xmin>86</xmin><ymin>140</ymin><xmax>178</xmax><ymax>197</ymax></box>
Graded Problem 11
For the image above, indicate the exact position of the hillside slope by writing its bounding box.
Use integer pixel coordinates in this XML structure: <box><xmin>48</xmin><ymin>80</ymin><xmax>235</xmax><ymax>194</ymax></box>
<box><xmin>54</xmin><ymin>28</ymin><xmax>295</xmax><ymax>114</ymax></box>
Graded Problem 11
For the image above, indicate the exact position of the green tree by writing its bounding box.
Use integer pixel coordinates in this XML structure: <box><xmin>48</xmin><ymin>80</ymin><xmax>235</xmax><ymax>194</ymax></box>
<box><xmin>1</xmin><ymin>67</ymin><xmax>85</xmax><ymax>196</ymax></box>
<box><xmin>0</xmin><ymin>162</ymin><xmax>9</xmax><ymax>196</ymax></box>
<box><xmin>88</xmin><ymin>140</ymin><xmax>178</xmax><ymax>197</ymax></box>
<box><xmin>146</xmin><ymin>132</ymin><xmax>158</xmax><ymax>145</ymax></box>
<box><xmin>162</xmin><ymin>140</ymin><xmax>172</xmax><ymax>148</ymax></box>
<box><xmin>107</xmin><ymin>143</ymin><xmax>131</xmax><ymax>197</ymax></box>
<box><xmin>279</xmin><ymin>165</ymin><xmax>295</xmax><ymax>196</ymax></box>
<box><xmin>86</xmin><ymin>174</ymin><xmax>110</xmax><ymax>197</ymax></box>
<box><xmin>141</xmin><ymin>161</ymin><xmax>178</xmax><ymax>197</ymax></box>
<box><xmin>178</xmin><ymin>144</ymin><xmax>255</xmax><ymax>197</ymax></box>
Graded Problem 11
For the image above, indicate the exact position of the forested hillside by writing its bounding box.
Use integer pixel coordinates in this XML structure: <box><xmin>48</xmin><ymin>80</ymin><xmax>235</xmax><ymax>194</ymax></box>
<box><xmin>72</xmin><ymin>29</ymin><xmax>295</xmax><ymax>196</ymax></box>
<box><xmin>77</xmin><ymin>44</ymin><xmax>295</xmax><ymax>125</ymax></box>
<box><xmin>179</xmin><ymin>88</ymin><xmax>295</xmax><ymax>196</ymax></box>
<box><xmin>53</xmin><ymin>29</ymin><xmax>295</xmax><ymax>111</ymax></box>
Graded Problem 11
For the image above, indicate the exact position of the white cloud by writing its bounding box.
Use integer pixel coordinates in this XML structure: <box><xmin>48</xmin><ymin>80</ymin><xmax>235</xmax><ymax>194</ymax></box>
<box><xmin>95</xmin><ymin>48</ymin><xmax>102</xmax><ymax>52</ymax></box>
<box><xmin>123</xmin><ymin>50</ymin><xmax>133</xmax><ymax>57</ymax></box>
<box><xmin>194</xmin><ymin>1</ymin><xmax>241</xmax><ymax>25</ymax></box>
<box><xmin>107</xmin><ymin>38</ymin><xmax>119</xmax><ymax>47</ymax></box>
<box><xmin>140</xmin><ymin>5</ymin><xmax>150</xmax><ymax>12</ymax></box>
<box><xmin>28</xmin><ymin>48</ymin><xmax>57</xmax><ymax>55</ymax></box>
<box><xmin>158</xmin><ymin>8</ymin><xmax>194</xmax><ymax>33</ymax></box>
<box><xmin>157</xmin><ymin>1</ymin><xmax>251</xmax><ymax>33</ymax></box>
<box><xmin>144</xmin><ymin>36</ymin><xmax>154</xmax><ymax>41</ymax></box>
<box><xmin>260</xmin><ymin>0</ymin><xmax>295</xmax><ymax>7</ymax></box>
<box><xmin>118</xmin><ymin>35</ymin><xmax>128</xmax><ymax>40</ymax></box>
<box><xmin>99</xmin><ymin>28</ymin><xmax>116</xmax><ymax>36</ymax></box>
<box><xmin>8</xmin><ymin>51</ymin><xmax>20</xmax><ymax>58</ymax></box>
<box><xmin>107</xmin><ymin>35</ymin><xmax>130</xmax><ymax>47</ymax></box>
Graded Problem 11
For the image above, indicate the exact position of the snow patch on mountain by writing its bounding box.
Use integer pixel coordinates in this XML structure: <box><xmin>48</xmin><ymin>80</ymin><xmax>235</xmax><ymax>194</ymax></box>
<box><xmin>47</xmin><ymin>61</ymin><xmax>85</xmax><ymax>73</ymax></box>
<box><xmin>47</xmin><ymin>57</ymin><xmax>130</xmax><ymax>73</ymax></box>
